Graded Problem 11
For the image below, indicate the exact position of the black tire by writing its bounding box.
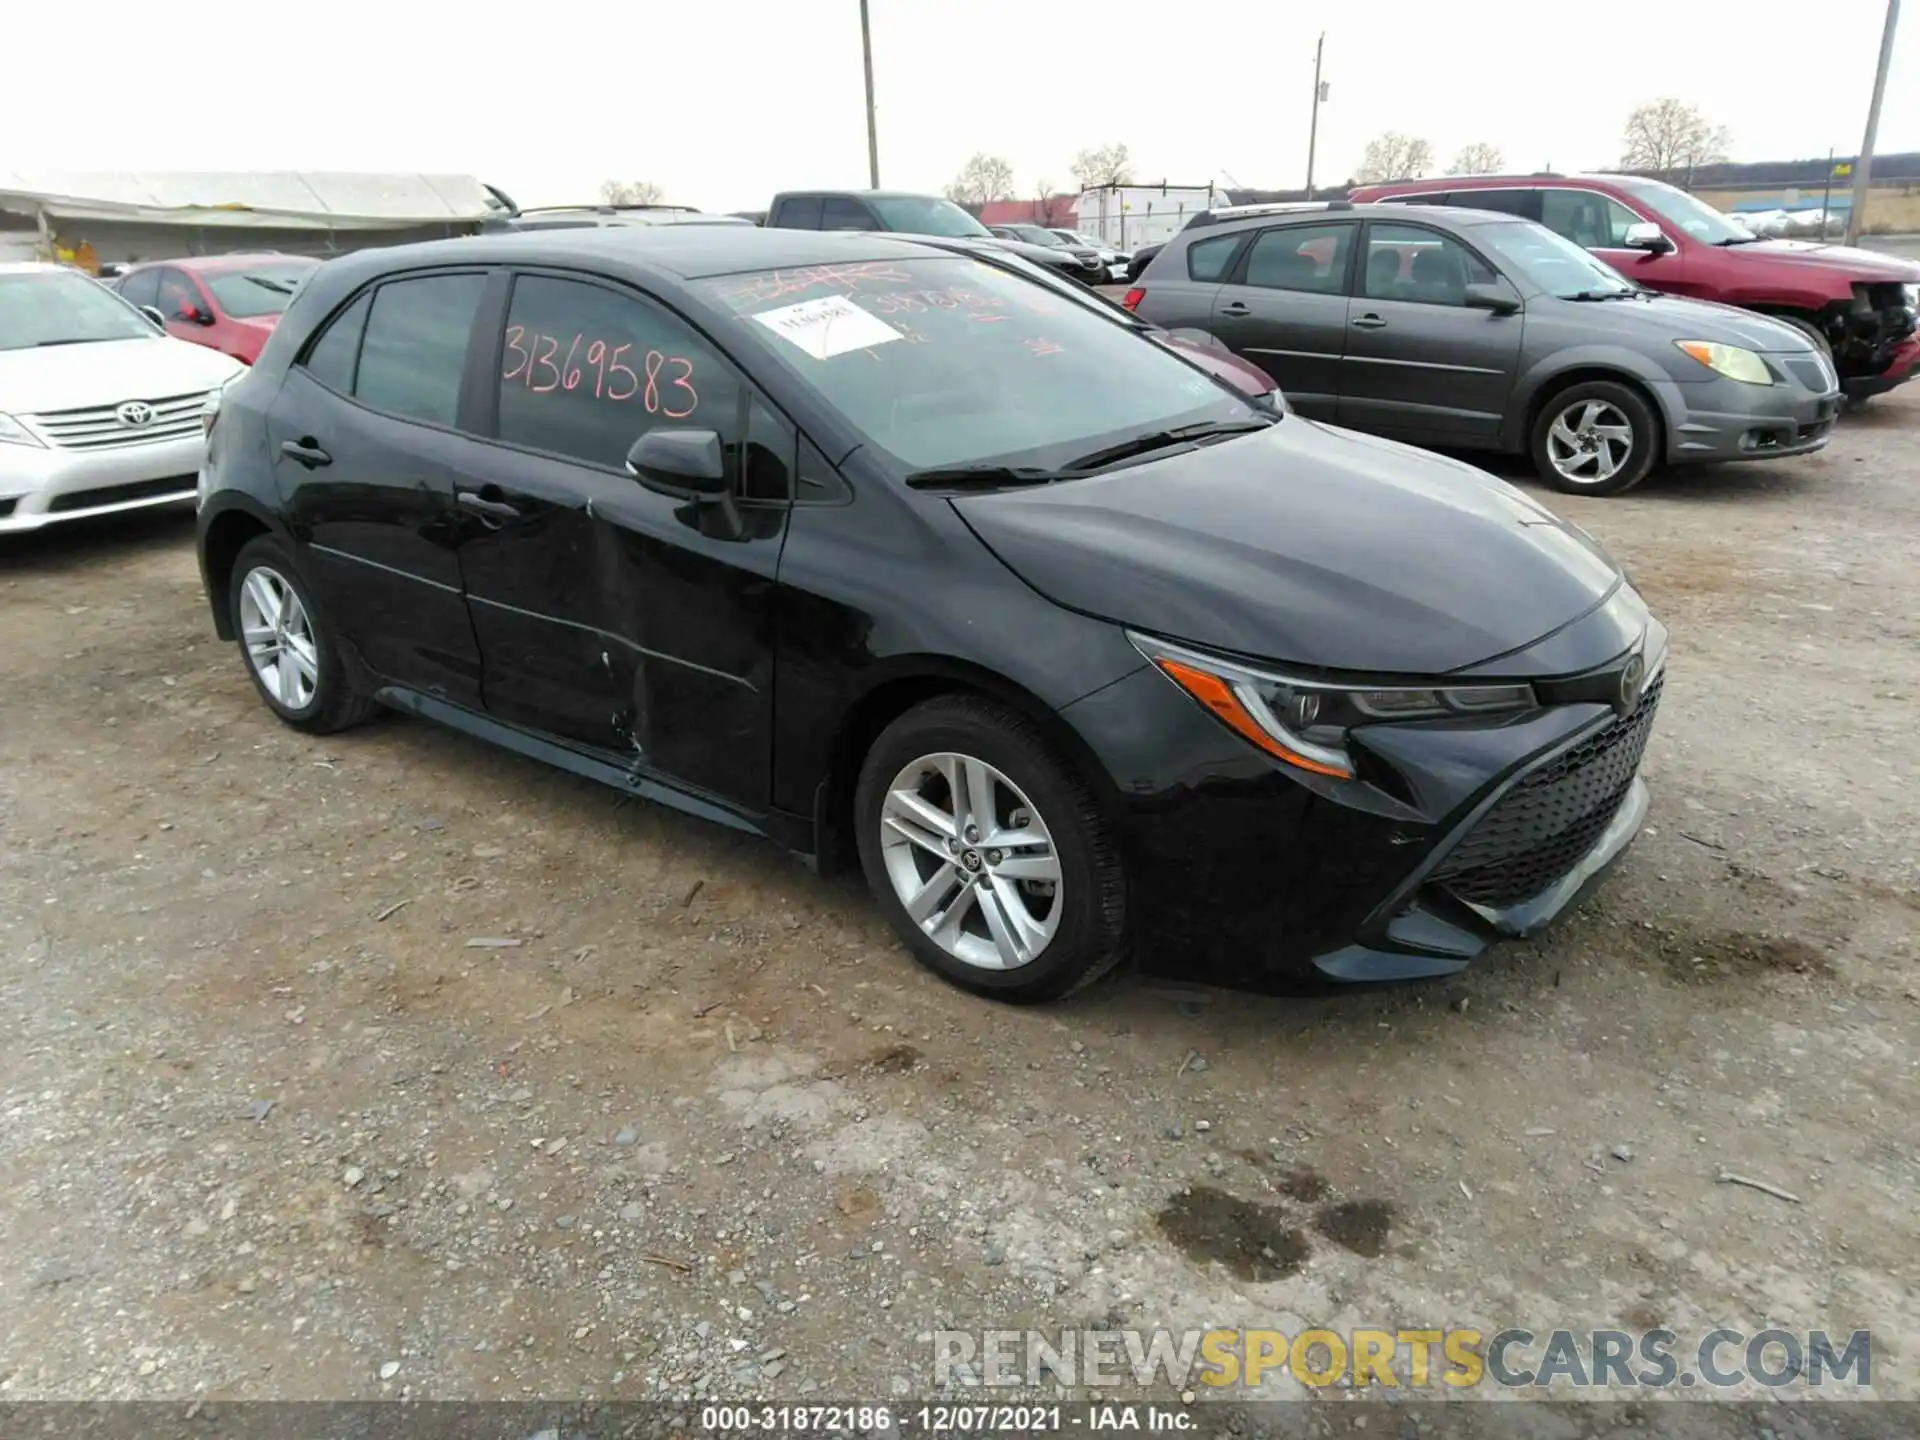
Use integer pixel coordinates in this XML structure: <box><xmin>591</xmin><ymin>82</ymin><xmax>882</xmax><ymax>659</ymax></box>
<box><xmin>1529</xmin><ymin>378</ymin><xmax>1660</xmax><ymax>497</ymax></box>
<box><xmin>227</xmin><ymin>536</ymin><xmax>378</xmax><ymax>734</ymax></box>
<box><xmin>853</xmin><ymin>694</ymin><xmax>1127</xmax><ymax>1004</ymax></box>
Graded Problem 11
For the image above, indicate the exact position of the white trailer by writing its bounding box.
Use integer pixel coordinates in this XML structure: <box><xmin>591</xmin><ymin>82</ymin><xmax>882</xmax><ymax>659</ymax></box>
<box><xmin>1072</xmin><ymin>184</ymin><xmax>1224</xmax><ymax>252</ymax></box>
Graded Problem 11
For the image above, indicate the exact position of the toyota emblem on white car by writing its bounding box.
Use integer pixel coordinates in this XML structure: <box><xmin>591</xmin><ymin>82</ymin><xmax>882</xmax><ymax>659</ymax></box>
<box><xmin>116</xmin><ymin>401</ymin><xmax>155</xmax><ymax>427</ymax></box>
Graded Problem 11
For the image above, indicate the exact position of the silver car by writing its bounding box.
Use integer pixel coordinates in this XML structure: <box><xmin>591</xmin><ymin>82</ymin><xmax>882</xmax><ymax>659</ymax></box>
<box><xmin>1127</xmin><ymin>201</ymin><xmax>1842</xmax><ymax>495</ymax></box>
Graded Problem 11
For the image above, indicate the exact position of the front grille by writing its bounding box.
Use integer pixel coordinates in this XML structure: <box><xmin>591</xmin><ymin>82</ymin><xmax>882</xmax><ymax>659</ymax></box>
<box><xmin>45</xmin><ymin>475</ymin><xmax>197</xmax><ymax>513</ymax></box>
<box><xmin>1784</xmin><ymin>356</ymin><xmax>1834</xmax><ymax>393</ymax></box>
<box><xmin>26</xmin><ymin>392</ymin><xmax>207</xmax><ymax>450</ymax></box>
<box><xmin>1435</xmin><ymin>672</ymin><xmax>1664</xmax><ymax>909</ymax></box>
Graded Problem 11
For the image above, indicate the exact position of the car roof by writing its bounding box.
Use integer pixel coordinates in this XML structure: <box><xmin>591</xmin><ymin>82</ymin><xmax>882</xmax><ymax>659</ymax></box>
<box><xmin>308</xmin><ymin>225</ymin><xmax>960</xmax><ymax>288</ymax></box>
<box><xmin>124</xmin><ymin>252</ymin><xmax>316</xmax><ymax>272</ymax></box>
<box><xmin>1175</xmin><ymin>202</ymin><xmax>1517</xmax><ymax>238</ymax></box>
<box><xmin>772</xmin><ymin>189</ymin><xmax>948</xmax><ymax>202</ymax></box>
<box><xmin>0</xmin><ymin>261</ymin><xmax>71</xmax><ymax>276</ymax></box>
<box><xmin>1361</xmin><ymin>173</ymin><xmax>1640</xmax><ymax>191</ymax></box>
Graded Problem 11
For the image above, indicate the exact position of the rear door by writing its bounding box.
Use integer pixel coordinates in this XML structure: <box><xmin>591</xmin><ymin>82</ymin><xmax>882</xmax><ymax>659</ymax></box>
<box><xmin>265</xmin><ymin>271</ymin><xmax>488</xmax><ymax>706</ymax></box>
<box><xmin>1207</xmin><ymin>221</ymin><xmax>1357</xmax><ymax>420</ymax></box>
<box><xmin>1337</xmin><ymin>221</ymin><xmax>1521</xmax><ymax>442</ymax></box>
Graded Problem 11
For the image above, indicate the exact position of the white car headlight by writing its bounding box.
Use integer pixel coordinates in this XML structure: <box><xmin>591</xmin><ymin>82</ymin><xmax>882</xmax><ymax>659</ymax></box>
<box><xmin>0</xmin><ymin>412</ymin><xmax>45</xmax><ymax>448</ymax></box>
<box><xmin>1675</xmin><ymin>340</ymin><xmax>1771</xmax><ymax>385</ymax></box>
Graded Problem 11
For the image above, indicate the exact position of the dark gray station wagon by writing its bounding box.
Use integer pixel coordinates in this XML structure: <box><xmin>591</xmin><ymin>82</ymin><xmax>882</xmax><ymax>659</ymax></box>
<box><xmin>1127</xmin><ymin>203</ymin><xmax>1842</xmax><ymax>495</ymax></box>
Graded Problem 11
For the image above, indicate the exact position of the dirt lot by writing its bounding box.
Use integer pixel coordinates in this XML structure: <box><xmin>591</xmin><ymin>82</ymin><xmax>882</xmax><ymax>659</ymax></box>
<box><xmin>1</xmin><ymin>395</ymin><xmax>1916</xmax><ymax>1419</ymax></box>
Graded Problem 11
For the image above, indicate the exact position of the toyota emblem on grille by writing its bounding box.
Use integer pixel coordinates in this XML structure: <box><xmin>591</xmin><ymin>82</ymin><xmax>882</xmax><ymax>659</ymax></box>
<box><xmin>116</xmin><ymin>401</ymin><xmax>156</xmax><ymax>428</ymax></box>
<box><xmin>1615</xmin><ymin>654</ymin><xmax>1646</xmax><ymax>716</ymax></box>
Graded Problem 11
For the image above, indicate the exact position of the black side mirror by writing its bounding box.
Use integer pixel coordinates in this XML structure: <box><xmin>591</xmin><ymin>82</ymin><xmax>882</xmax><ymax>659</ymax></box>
<box><xmin>138</xmin><ymin>305</ymin><xmax>167</xmax><ymax>330</ymax></box>
<box><xmin>189</xmin><ymin>305</ymin><xmax>216</xmax><ymax>326</ymax></box>
<box><xmin>1463</xmin><ymin>283</ymin><xmax>1521</xmax><ymax>316</ymax></box>
<box><xmin>626</xmin><ymin>428</ymin><xmax>727</xmax><ymax>499</ymax></box>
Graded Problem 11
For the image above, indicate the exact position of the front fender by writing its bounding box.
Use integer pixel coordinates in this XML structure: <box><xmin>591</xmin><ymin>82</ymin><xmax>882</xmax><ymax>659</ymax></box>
<box><xmin>1508</xmin><ymin>346</ymin><xmax>1689</xmax><ymax>449</ymax></box>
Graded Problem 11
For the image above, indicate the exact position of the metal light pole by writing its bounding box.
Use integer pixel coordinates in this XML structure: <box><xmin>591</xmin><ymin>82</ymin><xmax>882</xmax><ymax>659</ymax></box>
<box><xmin>860</xmin><ymin>0</ymin><xmax>881</xmax><ymax>189</ymax></box>
<box><xmin>1846</xmin><ymin>0</ymin><xmax>1900</xmax><ymax>245</ymax></box>
<box><xmin>1304</xmin><ymin>33</ymin><xmax>1327</xmax><ymax>199</ymax></box>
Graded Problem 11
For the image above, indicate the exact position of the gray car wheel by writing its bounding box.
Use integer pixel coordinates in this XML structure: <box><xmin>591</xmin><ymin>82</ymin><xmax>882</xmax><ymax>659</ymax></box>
<box><xmin>228</xmin><ymin>536</ymin><xmax>379</xmax><ymax>734</ymax></box>
<box><xmin>1530</xmin><ymin>380</ymin><xmax>1659</xmax><ymax>497</ymax></box>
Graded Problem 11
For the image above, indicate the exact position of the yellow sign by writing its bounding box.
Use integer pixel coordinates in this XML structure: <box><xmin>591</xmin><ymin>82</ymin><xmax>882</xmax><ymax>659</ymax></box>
<box><xmin>1833</xmin><ymin>162</ymin><xmax>1853</xmax><ymax>177</ymax></box>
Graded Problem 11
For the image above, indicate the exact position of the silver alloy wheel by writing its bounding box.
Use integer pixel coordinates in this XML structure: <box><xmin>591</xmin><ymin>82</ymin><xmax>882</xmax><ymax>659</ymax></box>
<box><xmin>1545</xmin><ymin>399</ymin><xmax>1636</xmax><ymax>486</ymax></box>
<box><xmin>238</xmin><ymin>565</ymin><xmax>319</xmax><ymax>711</ymax></box>
<box><xmin>878</xmin><ymin>751</ymin><xmax>1063</xmax><ymax>971</ymax></box>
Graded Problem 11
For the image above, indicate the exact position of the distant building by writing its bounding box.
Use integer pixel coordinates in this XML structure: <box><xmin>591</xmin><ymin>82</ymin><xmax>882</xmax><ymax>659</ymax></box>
<box><xmin>0</xmin><ymin>171</ymin><xmax>507</xmax><ymax>270</ymax></box>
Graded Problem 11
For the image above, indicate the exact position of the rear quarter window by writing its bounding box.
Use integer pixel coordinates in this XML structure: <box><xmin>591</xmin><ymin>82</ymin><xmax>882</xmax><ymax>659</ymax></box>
<box><xmin>773</xmin><ymin>196</ymin><xmax>824</xmax><ymax>229</ymax></box>
<box><xmin>302</xmin><ymin>292</ymin><xmax>371</xmax><ymax>394</ymax></box>
<box><xmin>1186</xmin><ymin>234</ymin><xmax>1243</xmax><ymax>282</ymax></box>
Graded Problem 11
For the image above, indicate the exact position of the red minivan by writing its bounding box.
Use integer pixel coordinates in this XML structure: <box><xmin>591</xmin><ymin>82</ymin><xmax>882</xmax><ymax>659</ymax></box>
<box><xmin>111</xmin><ymin>254</ymin><xmax>319</xmax><ymax>365</ymax></box>
<box><xmin>1349</xmin><ymin>173</ymin><xmax>1920</xmax><ymax>405</ymax></box>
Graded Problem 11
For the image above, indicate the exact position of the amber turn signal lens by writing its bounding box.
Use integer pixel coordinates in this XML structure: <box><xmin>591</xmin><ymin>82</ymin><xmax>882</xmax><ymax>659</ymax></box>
<box><xmin>1154</xmin><ymin>658</ymin><xmax>1353</xmax><ymax>779</ymax></box>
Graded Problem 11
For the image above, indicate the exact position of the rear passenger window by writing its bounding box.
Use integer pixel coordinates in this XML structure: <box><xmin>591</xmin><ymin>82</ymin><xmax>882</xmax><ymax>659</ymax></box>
<box><xmin>1448</xmin><ymin>188</ymin><xmax>1534</xmax><ymax>219</ymax></box>
<box><xmin>1242</xmin><ymin>224</ymin><xmax>1353</xmax><ymax>295</ymax></box>
<box><xmin>495</xmin><ymin>274</ymin><xmax>741</xmax><ymax>473</ymax></box>
<box><xmin>774</xmin><ymin>196</ymin><xmax>824</xmax><ymax>229</ymax></box>
<box><xmin>820</xmin><ymin>198</ymin><xmax>877</xmax><ymax>232</ymax></box>
<box><xmin>303</xmin><ymin>293</ymin><xmax>370</xmax><ymax>394</ymax></box>
<box><xmin>355</xmin><ymin>274</ymin><xmax>485</xmax><ymax>426</ymax></box>
<box><xmin>1187</xmin><ymin>234</ymin><xmax>1242</xmax><ymax>282</ymax></box>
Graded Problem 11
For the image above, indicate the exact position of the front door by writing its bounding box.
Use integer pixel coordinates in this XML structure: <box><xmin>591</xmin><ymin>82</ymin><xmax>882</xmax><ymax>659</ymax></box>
<box><xmin>1540</xmin><ymin>188</ymin><xmax>1694</xmax><ymax>297</ymax></box>
<box><xmin>1337</xmin><ymin>221</ymin><xmax>1522</xmax><ymax>442</ymax></box>
<box><xmin>455</xmin><ymin>270</ymin><xmax>789</xmax><ymax>812</ymax></box>
<box><xmin>265</xmin><ymin>271</ymin><xmax>488</xmax><ymax>706</ymax></box>
<box><xmin>1207</xmin><ymin>221</ymin><xmax>1357</xmax><ymax>420</ymax></box>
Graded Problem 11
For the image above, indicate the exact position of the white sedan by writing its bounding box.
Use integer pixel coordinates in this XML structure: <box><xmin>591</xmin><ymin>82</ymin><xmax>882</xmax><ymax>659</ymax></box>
<box><xmin>0</xmin><ymin>262</ymin><xmax>244</xmax><ymax>533</ymax></box>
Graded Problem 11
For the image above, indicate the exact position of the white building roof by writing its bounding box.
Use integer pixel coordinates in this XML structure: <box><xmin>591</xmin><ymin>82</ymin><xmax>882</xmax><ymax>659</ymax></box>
<box><xmin>0</xmin><ymin>171</ymin><xmax>504</xmax><ymax>229</ymax></box>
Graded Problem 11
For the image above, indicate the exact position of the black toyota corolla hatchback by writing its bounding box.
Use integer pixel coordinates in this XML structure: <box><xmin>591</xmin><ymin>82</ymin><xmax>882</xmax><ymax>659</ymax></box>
<box><xmin>196</xmin><ymin>227</ymin><xmax>1667</xmax><ymax>1003</ymax></box>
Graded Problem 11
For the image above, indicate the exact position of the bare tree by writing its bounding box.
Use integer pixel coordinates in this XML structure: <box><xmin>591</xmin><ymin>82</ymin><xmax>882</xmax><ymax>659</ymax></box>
<box><xmin>1033</xmin><ymin>178</ymin><xmax>1060</xmax><ymax>227</ymax></box>
<box><xmin>944</xmin><ymin>153</ymin><xmax>1015</xmax><ymax>207</ymax></box>
<box><xmin>1620</xmin><ymin>99</ymin><xmax>1730</xmax><ymax>179</ymax></box>
<box><xmin>1070</xmin><ymin>144</ymin><xmax>1134</xmax><ymax>190</ymax></box>
<box><xmin>1447</xmin><ymin>142</ymin><xmax>1505</xmax><ymax>177</ymax></box>
<box><xmin>1354</xmin><ymin>133</ymin><xmax>1435</xmax><ymax>184</ymax></box>
<box><xmin>599</xmin><ymin>179</ymin><xmax>664</xmax><ymax>206</ymax></box>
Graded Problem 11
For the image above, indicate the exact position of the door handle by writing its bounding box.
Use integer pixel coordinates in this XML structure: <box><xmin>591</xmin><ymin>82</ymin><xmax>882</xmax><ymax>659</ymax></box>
<box><xmin>1220</xmin><ymin>302</ymin><xmax>1251</xmax><ymax>316</ymax></box>
<box><xmin>457</xmin><ymin>490</ymin><xmax>522</xmax><ymax>524</ymax></box>
<box><xmin>279</xmin><ymin>438</ymin><xmax>332</xmax><ymax>468</ymax></box>
<box><xmin>1351</xmin><ymin>314</ymin><xmax>1388</xmax><ymax>329</ymax></box>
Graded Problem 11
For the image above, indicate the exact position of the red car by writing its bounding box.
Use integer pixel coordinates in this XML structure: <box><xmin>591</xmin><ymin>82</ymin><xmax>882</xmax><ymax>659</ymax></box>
<box><xmin>1348</xmin><ymin>173</ymin><xmax>1920</xmax><ymax>404</ymax></box>
<box><xmin>110</xmin><ymin>254</ymin><xmax>319</xmax><ymax>365</ymax></box>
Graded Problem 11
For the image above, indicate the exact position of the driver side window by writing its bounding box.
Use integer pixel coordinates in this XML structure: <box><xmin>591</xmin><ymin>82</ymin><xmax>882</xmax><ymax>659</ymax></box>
<box><xmin>1541</xmin><ymin>191</ymin><xmax>1646</xmax><ymax>249</ymax></box>
<box><xmin>495</xmin><ymin>274</ymin><xmax>743</xmax><ymax>476</ymax></box>
<box><xmin>156</xmin><ymin>268</ymin><xmax>201</xmax><ymax>320</ymax></box>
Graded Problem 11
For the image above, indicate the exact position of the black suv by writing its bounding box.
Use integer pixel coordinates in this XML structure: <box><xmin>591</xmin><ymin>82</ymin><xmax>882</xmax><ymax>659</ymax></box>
<box><xmin>195</xmin><ymin>225</ymin><xmax>1665</xmax><ymax>1003</ymax></box>
<box><xmin>768</xmin><ymin>190</ymin><xmax>1108</xmax><ymax>286</ymax></box>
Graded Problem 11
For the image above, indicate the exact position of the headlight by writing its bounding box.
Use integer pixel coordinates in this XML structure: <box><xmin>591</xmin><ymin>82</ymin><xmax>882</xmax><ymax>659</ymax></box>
<box><xmin>1131</xmin><ymin>633</ymin><xmax>1536</xmax><ymax>780</ymax></box>
<box><xmin>1904</xmin><ymin>284</ymin><xmax>1918</xmax><ymax>311</ymax></box>
<box><xmin>0</xmin><ymin>412</ymin><xmax>45</xmax><ymax>448</ymax></box>
<box><xmin>1675</xmin><ymin>340</ymin><xmax>1771</xmax><ymax>385</ymax></box>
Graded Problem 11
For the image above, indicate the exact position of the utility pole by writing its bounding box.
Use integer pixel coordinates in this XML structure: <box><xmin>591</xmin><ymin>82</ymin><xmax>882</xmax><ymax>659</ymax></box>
<box><xmin>1820</xmin><ymin>147</ymin><xmax>1835</xmax><ymax>241</ymax></box>
<box><xmin>860</xmin><ymin>0</ymin><xmax>881</xmax><ymax>188</ymax></box>
<box><xmin>1846</xmin><ymin>0</ymin><xmax>1900</xmax><ymax>245</ymax></box>
<box><xmin>1304</xmin><ymin>33</ymin><xmax>1326</xmax><ymax>200</ymax></box>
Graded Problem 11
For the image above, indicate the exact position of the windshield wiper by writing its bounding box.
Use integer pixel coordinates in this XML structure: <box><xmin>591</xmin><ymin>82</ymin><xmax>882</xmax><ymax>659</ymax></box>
<box><xmin>34</xmin><ymin>336</ymin><xmax>117</xmax><ymax>347</ymax></box>
<box><xmin>242</xmin><ymin>276</ymin><xmax>297</xmax><ymax>294</ymax></box>
<box><xmin>1564</xmin><ymin>289</ymin><xmax>1639</xmax><ymax>301</ymax></box>
<box><xmin>903</xmin><ymin>464</ymin><xmax>1060</xmax><ymax>490</ymax></box>
<box><xmin>1711</xmin><ymin>235</ymin><xmax>1763</xmax><ymax>247</ymax></box>
<box><xmin>1058</xmin><ymin>418</ymin><xmax>1273</xmax><ymax>474</ymax></box>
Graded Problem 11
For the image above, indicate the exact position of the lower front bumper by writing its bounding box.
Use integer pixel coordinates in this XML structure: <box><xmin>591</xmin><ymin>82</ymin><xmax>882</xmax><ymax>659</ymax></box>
<box><xmin>1666</xmin><ymin>377</ymin><xmax>1842</xmax><ymax>465</ymax></box>
<box><xmin>1842</xmin><ymin>335</ymin><xmax>1919</xmax><ymax>401</ymax></box>
<box><xmin>1314</xmin><ymin>777</ymin><xmax>1648</xmax><ymax>982</ymax></box>
<box><xmin>0</xmin><ymin>433</ymin><xmax>205</xmax><ymax>534</ymax></box>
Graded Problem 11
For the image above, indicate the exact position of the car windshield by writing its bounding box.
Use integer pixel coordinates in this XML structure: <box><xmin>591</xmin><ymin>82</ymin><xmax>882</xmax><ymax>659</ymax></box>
<box><xmin>1472</xmin><ymin>220</ymin><xmax>1637</xmax><ymax>298</ymax></box>
<box><xmin>1613</xmin><ymin>177</ymin><xmax>1755</xmax><ymax>245</ymax></box>
<box><xmin>705</xmin><ymin>256</ymin><xmax>1254</xmax><ymax>473</ymax></box>
<box><xmin>0</xmin><ymin>269</ymin><xmax>157</xmax><ymax>351</ymax></box>
<box><xmin>203</xmin><ymin>261</ymin><xmax>317</xmax><ymax>318</ymax></box>
<box><xmin>1006</xmin><ymin>225</ymin><xmax>1067</xmax><ymax>247</ymax></box>
<box><xmin>866</xmin><ymin>196</ymin><xmax>992</xmax><ymax>238</ymax></box>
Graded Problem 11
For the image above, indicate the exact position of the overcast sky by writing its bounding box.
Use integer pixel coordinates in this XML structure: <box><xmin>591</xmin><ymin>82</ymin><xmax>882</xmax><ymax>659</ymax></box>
<box><xmin>5</xmin><ymin>0</ymin><xmax>1912</xmax><ymax>212</ymax></box>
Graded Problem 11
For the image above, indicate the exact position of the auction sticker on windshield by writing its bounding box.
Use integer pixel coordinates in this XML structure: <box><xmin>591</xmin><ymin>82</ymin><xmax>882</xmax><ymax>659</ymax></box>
<box><xmin>752</xmin><ymin>295</ymin><xmax>902</xmax><ymax>360</ymax></box>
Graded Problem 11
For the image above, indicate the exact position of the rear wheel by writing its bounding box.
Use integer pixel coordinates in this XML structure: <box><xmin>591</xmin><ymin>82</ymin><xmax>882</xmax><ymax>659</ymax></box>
<box><xmin>1530</xmin><ymin>380</ymin><xmax>1659</xmax><ymax>497</ymax></box>
<box><xmin>854</xmin><ymin>695</ymin><xmax>1127</xmax><ymax>1003</ymax></box>
<box><xmin>229</xmin><ymin>536</ymin><xmax>378</xmax><ymax>734</ymax></box>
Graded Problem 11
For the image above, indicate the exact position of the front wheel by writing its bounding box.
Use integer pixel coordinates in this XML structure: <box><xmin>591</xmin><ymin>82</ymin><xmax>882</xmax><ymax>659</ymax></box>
<box><xmin>1530</xmin><ymin>380</ymin><xmax>1659</xmax><ymax>497</ymax></box>
<box><xmin>854</xmin><ymin>695</ymin><xmax>1127</xmax><ymax>1003</ymax></box>
<box><xmin>228</xmin><ymin>536</ymin><xmax>378</xmax><ymax>734</ymax></box>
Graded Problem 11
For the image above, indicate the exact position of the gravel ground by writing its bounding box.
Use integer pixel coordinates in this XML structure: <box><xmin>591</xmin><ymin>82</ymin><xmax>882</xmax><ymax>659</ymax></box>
<box><xmin>0</xmin><ymin>394</ymin><xmax>1915</xmax><ymax>1415</ymax></box>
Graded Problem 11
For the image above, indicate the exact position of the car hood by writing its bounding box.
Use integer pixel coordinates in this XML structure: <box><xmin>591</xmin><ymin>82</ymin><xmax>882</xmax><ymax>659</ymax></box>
<box><xmin>0</xmin><ymin>336</ymin><xmax>244</xmax><ymax>414</ymax></box>
<box><xmin>1731</xmin><ymin>237</ymin><xmax>1920</xmax><ymax>282</ymax></box>
<box><xmin>1548</xmin><ymin>291</ymin><xmax>1817</xmax><ymax>350</ymax></box>
<box><xmin>952</xmin><ymin>420</ymin><xmax>1623</xmax><ymax>674</ymax></box>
